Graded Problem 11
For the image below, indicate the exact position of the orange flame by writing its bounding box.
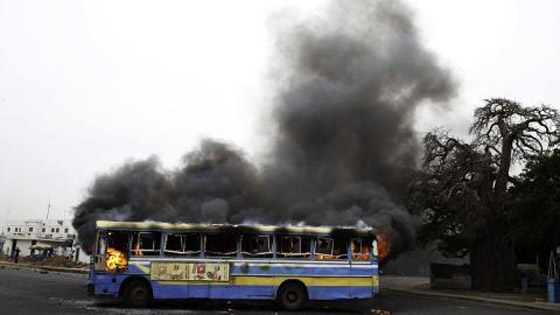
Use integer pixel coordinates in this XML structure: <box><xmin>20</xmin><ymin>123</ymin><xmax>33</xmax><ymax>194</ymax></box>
<box><xmin>106</xmin><ymin>248</ymin><xmax>127</xmax><ymax>271</ymax></box>
<box><xmin>377</xmin><ymin>233</ymin><xmax>390</xmax><ymax>261</ymax></box>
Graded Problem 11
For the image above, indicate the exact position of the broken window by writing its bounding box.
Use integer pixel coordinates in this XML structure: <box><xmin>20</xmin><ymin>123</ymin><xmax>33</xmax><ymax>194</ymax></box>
<box><xmin>277</xmin><ymin>236</ymin><xmax>311</xmax><ymax>259</ymax></box>
<box><xmin>205</xmin><ymin>233</ymin><xmax>237</xmax><ymax>257</ymax></box>
<box><xmin>315</xmin><ymin>237</ymin><xmax>348</xmax><ymax>260</ymax></box>
<box><xmin>333</xmin><ymin>238</ymin><xmax>349</xmax><ymax>259</ymax></box>
<box><xmin>242</xmin><ymin>234</ymin><xmax>272</xmax><ymax>258</ymax></box>
<box><xmin>164</xmin><ymin>233</ymin><xmax>201</xmax><ymax>257</ymax></box>
<box><xmin>352</xmin><ymin>237</ymin><xmax>372</xmax><ymax>261</ymax></box>
<box><xmin>131</xmin><ymin>232</ymin><xmax>162</xmax><ymax>256</ymax></box>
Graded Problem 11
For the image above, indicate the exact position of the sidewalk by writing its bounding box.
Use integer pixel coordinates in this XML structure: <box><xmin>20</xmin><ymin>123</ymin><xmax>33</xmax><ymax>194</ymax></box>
<box><xmin>0</xmin><ymin>260</ymin><xmax>88</xmax><ymax>275</ymax></box>
<box><xmin>382</xmin><ymin>276</ymin><xmax>560</xmax><ymax>313</ymax></box>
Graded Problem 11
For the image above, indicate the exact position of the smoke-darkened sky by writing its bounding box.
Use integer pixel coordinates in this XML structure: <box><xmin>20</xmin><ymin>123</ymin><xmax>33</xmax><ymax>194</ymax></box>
<box><xmin>1</xmin><ymin>0</ymin><xmax>560</xmax><ymax>227</ymax></box>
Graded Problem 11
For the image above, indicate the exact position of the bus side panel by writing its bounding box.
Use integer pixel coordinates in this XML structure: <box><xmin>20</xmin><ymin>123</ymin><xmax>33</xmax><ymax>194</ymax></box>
<box><xmin>127</xmin><ymin>260</ymin><xmax>276</xmax><ymax>300</ymax></box>
<box><xmin>308</xmin><ymin>263</ymin><xmax>377</xmax><ymax>300</ymax></box>
<box><xmin>186</xmin><ymin>284</ymin><xmax>209</xmax><ymax>298</ymax></box>
<box><xmin>308</xmin><ymin>286</ymin><xmax>367</xmax><ymax>300</ymax></box>
<box><xmin>210</xmin><ymin>284</ymin><xmax>276</xmax><ymax>299</ymax></box>
<box><xmin>150</xmin><ymin>282</ymin><xmax>190</xmax><ymax>299</ymax></box>
<box><xmin>149</xmin><ymin>283</ymin><xmax>276</xmax><ymax>300</ymax></box>
<box><xmin>230</xmin><ymin>262</ymin><xmax>376</xmax><ymax>300</ymax></box>
<box><xmin>123</xmin><ymin>260</ymin><xmax>378</xmax><ymax>301</ymax></box>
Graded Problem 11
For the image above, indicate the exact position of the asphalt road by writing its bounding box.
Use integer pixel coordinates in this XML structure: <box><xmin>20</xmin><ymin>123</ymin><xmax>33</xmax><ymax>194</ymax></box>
<box><xmin>0</xmin><ymin>267</ymin><xmax>554</xmax><ymax>315</ymax></box>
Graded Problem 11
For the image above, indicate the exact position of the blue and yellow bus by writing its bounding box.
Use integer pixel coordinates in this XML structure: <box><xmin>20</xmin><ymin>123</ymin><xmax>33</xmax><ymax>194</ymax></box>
<box><xmin>90</xmin><ymin>220</ymin><xmax>380</xmax><ymax>310</ymax></box>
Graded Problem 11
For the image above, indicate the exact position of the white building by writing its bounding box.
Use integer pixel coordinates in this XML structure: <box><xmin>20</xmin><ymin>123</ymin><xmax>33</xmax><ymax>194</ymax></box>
<box><xmin>1</xmin><ymin>219</ymin><xmax>90</xmax><ymax>263</ymax></box>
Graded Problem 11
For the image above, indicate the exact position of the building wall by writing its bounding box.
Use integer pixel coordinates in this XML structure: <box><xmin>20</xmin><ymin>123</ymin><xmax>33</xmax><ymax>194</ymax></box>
<box><xmin>4</xmin><ymin>219</ymin><xmax>75</xmax><ymax>240</ymax></box>
<box><xmin>14</xmin><ymin>239</ymin><xmax>33</xmax><ymax>257</ymax></box>
<box><xmin>1</xmin><ymin>219</ymin><xmax>90</xmax><ymax>263</ymax></box>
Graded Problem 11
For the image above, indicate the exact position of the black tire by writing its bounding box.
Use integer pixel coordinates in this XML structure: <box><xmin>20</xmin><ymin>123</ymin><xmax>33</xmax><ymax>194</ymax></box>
<box><xmin>124</xmin><ymin>280</ymin><xmax>152</xmax><ymax>308</ymax></box>
<box><xmin>277</xmin><ymin>282</ymin><xmax>307</xmax><ymax>310</ymax></box>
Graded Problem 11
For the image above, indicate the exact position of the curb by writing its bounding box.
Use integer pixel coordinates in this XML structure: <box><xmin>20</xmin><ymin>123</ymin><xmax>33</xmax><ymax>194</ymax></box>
<box><xmin>386</xmin><ymin>286</ymin><xmax>560</xmax><ymax>312</ymax></box>
<box><xmin>0</xmin><ymin>261</ymin><xmax>88</xmax><ymax>275</ymax></box>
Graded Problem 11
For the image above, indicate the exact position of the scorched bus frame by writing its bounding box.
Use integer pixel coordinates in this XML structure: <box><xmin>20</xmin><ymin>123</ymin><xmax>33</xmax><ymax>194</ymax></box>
<box><xmin>89</xmin><ymin>220</ymin><xmax>380</xmax><ymax>310</ymax></box>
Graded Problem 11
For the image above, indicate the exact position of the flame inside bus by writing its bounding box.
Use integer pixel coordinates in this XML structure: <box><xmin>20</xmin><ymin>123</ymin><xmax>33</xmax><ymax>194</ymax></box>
<box><xmin>106</xmin><ymin>248</ymin><xmax>128</xmax><ymax>271</ymax></box>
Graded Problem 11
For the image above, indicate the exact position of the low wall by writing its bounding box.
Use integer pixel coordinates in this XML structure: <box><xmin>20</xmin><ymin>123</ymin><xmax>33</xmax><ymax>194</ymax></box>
<box><xmin>430</xmin><ymin>263</ymin><xmax>472</xmax><ymax>289</ymax></box>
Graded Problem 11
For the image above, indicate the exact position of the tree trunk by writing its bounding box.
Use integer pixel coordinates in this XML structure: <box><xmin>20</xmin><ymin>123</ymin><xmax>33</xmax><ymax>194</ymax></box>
<box><xmin>494</xmin><ymin>135</ymin><xmax>513</xmax><ymax>212</ymax></box>
<box><xmin>471</xmin><ymin>131</ymin><xmax>518</xmax><ymax>291</ymax></box>
<box><xmin>470</xmin><ymin>229</ymin><xmax>517</xmax><ymax>291</ymax></box>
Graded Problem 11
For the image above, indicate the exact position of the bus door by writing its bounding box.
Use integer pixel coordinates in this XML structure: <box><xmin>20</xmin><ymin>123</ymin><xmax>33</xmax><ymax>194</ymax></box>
<box><xmin>95</xmin><ymin>231</ymin><xmax>130</xmax><ymax>272</ymax></box>
<box><xmin>94</xmin><ymin>232</ymin><xmax>107</xmax><ymax>270</ymax></box>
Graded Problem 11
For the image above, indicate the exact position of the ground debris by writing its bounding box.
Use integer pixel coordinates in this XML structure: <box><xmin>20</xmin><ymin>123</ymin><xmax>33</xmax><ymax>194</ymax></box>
<box><xmin>370</xmin><ymin>309</ymin><xmax>392</xmax><ymax>315</ymax></box>
<box><xmin>37</xmin><ymin>256</ymin><xmax>87</xmax><ymax>268</ymax></box>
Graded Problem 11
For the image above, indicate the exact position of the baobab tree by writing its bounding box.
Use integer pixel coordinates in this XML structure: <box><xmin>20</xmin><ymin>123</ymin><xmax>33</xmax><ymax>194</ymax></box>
<box><xmin>411</xmin><ymin>98</ymin><xmax>560</xmax><ymax>291</ymax></box>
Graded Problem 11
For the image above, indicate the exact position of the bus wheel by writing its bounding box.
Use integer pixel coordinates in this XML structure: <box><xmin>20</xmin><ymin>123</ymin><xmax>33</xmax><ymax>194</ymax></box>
<box><xmin>124</xmin><ymin>280</ymin><xmax>152</xmax><ymax>308</ymax></box>
<box><xmin>278</xmin><ymin>282</ymin><xmax>307</xmax><ymax>310</ymax></box>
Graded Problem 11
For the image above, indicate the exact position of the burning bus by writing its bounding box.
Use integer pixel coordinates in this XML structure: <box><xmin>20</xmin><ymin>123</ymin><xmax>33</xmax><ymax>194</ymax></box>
<box><xmin>89</xmin><ymin>220</ymin><xmax>381</xmax><ymax>310</ymax></box>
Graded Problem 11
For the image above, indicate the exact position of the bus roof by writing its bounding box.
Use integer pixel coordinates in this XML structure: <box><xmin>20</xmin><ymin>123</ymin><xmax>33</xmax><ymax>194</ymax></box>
<box><xmin>95</xmin><ymin>220</ymin><xmax>377</xmax><ymax>237</ymax></box>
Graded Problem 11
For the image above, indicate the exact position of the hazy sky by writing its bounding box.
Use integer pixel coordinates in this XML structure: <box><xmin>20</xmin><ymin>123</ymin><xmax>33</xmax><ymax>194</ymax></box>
<box><xmin>1</xmin><ymin>0</ymin><xmax>559</xmax><ymax>223</ymax></box>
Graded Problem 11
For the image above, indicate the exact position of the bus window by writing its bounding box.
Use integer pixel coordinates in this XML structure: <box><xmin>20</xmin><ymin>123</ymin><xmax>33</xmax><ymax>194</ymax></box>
<box><xmin>277</xmin><ymin>236</ymin><xmax>311</xmax><ymax>259</ymax></box>
<box><xmin>185</xmin><ymin>234</ymin><xmax>202</xmax><ymax>253</ymax></box>
<box><xmin>242</xmin><ymin>235</ymin><xmax>272</xmax><ymax>258</ymax></box>
<box><xmin>315</xmin><ymin>237</ymin><xmax>348</xmax><ymax>260</ymax></box>
<box><xmin>166</xmin><ymin>233</ymin><xmax>185</xmax><ymax>252</ymax></box>
<box><xmin>315</xmin><ymin>237</ymin><xmax>334</xmax><ymax>259</ymax></box>
<box><xmin>352</xmin><ymin>237</ymin><xmax>371</xmax><ymax>260</ymax></box>
<box><xmin>205</xmin><ymin>233</ymin><xmax>237</xmax><ymax>257</ymax></box>
<box><xmin>132</xmin><ymin>232</ymin><xmax>162</xmax><ymax>256</ymax></box>
<box><xmin>164</xmin><ymin>233</ymin><xmax>201</xmax><ymax>257</ymax></box>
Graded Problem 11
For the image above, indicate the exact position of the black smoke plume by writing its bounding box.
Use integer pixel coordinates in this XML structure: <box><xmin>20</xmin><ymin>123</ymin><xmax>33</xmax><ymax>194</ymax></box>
<box><xmin>73</xmin><ymin>0</ymin><xmax>456</xmax><ymax>256</ymax></box>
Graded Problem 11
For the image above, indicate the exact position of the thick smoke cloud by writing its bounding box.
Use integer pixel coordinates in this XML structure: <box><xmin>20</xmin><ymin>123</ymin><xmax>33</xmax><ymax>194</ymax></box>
<box><xmin>260</xmin><ymin>0</ymin><xmax>455</xmax><ymax>255</ymax></box>
<box><xmin>74</xmin><ymin>140</ymin><xmax>262</xmax><ymax>251</ymax></box>
<box><xmin>73</xmin><ymin>0</ymin><xmax>456</xmax><ymax>256</ymax></box>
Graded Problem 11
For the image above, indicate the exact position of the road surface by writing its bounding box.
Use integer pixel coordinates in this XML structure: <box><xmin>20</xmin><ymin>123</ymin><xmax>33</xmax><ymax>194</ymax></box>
<box><xmin>0</xmin><ymin>267</ymin><xmax>554</xmax><ymax>315</ymax></box>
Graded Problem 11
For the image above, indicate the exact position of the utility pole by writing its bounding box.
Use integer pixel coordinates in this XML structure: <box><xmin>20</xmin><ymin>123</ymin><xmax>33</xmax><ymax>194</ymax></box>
<box><xmin>46</xmin><ymin>200</ymin><xmax>51</xmax><ymax>221</ymax></box>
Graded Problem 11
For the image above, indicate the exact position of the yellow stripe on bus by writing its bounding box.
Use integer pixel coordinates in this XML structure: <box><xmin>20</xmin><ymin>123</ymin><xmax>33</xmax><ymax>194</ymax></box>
<box><xmin>130</xmin><ymin>262</ymin><xmax>150</xmax><ymax>274</ymax></box>
<box><xmin>159</xmin><ymin>276</ymin><xmax>379</xmax><ymax>287</ymax></box>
